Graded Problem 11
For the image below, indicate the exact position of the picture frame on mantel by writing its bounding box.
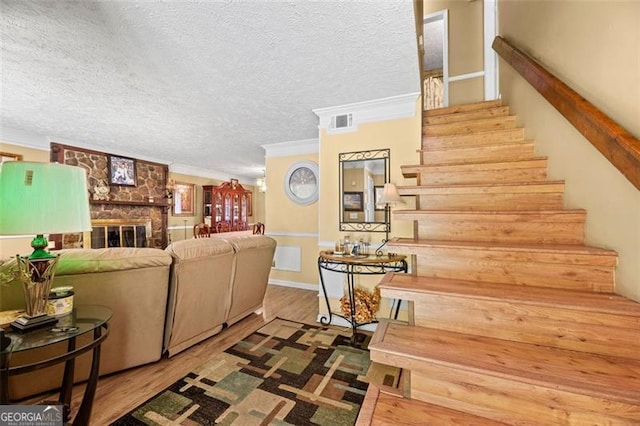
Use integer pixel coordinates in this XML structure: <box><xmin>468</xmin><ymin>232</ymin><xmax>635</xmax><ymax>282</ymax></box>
<box><xmin>108</xmin><ymin>155</ymin><xmax>137</xmax><ymax>186</ymax></box>
<box><xmin>173</xmin><ymin>182</ymin><xmax>196</xmax><ymax>216</ymax></box>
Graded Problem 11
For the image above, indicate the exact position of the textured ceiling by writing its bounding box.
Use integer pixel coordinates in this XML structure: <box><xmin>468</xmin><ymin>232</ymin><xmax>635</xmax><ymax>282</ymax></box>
<box><xmin>0</xmin><ymin>0</ymin><xmax>419</xmax><ymax>181</ymax></box>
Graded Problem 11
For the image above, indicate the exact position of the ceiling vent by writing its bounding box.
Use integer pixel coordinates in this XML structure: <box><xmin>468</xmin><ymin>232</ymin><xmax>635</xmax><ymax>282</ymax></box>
<box><xmin>330</xmin><ymin>113</ymin><xmax>354</xmax><ymax>131</ymax></box>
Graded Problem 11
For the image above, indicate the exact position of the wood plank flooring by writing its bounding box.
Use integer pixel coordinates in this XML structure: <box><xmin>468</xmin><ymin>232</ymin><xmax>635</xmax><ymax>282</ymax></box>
<box><xmin>23</xmin><ymin>285</ymin><xmax>319</xmax><ymax>425</ymax></box>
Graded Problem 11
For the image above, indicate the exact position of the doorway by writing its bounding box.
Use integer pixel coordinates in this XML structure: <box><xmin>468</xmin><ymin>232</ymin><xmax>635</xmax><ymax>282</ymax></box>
<box><xmin>423</xmin><ymin>10</ymin><xmax>449</xmax><ymax>109</ymax></box>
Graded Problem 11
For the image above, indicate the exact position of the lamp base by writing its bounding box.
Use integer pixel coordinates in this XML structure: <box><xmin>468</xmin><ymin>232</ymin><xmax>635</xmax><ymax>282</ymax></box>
<box><xmin>10</xmin><ymin>314</ymin><xmax>58</xmax><ymax>332</ymax></box>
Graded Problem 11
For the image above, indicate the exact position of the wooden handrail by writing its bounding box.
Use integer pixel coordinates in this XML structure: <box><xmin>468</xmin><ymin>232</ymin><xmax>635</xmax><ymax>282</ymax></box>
<box><xmin>493</xmin><ymin>36</ymin><xmax>640</xmax><ymax>192</ymax></box>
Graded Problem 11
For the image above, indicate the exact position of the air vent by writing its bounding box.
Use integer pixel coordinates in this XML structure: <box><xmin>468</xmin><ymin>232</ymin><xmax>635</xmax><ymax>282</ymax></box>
<box><xmin>330</xmin><ymin>113</ymin><xmax>353</xmax><ymax>130</ymax></box>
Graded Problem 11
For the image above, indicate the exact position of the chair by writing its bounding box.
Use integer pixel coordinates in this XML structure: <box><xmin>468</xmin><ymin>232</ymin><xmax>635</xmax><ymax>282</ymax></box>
<box><xmin>193</xmin><ymin>223</ymin><xmax>211</xmax><ymax>238</ymax></box>
<box><xmin>253</xmin><ymin>222</ymin><xmax>265</xmax><ymax>235</ymax></box>
<box><xmin>215</xmin><ymin>221</ymin><xmax>231</xmax><ymax>233</ymax></box>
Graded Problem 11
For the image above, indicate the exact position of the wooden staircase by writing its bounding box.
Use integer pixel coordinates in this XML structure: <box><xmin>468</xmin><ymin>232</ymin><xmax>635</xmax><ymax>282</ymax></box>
<box><xmin>358</xmin><ymin>100</ymin><xmax>640</xmax><ymax>425</ymax></box>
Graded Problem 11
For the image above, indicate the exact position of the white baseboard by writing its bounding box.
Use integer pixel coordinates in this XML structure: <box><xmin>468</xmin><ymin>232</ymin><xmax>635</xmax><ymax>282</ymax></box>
<box><xmin>268</xmin><ymin>279</ymin><xmax>318</xmax><ymax>292</ymax></box>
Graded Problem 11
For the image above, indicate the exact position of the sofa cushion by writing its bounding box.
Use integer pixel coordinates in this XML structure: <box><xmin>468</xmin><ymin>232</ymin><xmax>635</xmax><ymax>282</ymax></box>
<box><xmin>163</xmin><ymin>238</ymin><xmax>235</xmax><ymax>357</ymax></box>
<box><xmin>223</xmin><ymin>235</ymin><xmax>277</xmax><ymax>326</ymax></box>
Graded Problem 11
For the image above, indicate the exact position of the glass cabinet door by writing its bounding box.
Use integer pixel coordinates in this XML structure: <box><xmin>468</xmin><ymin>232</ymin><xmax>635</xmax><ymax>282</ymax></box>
<box><xmin>215</xmin><ymin>192</ymin><xmax>223</xmax><ymax>222</ymax></box>
<box><xmin>224</xmin><ymin>194</ymin><xmax>231</xmax><ymax>220</ymax></box>
<box><xmin>233</xmin><ymin>194</ymin><xmax>239</xmax><ymax>224</ymax></box>
<box><xmin>241</xmin><ymin>195</ymin><xmax>247</xmax><ymax>221</ymax></box>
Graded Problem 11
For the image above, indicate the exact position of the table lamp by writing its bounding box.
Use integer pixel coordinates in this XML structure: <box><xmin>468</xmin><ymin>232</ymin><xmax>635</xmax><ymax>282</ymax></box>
<box><xmin>375</xmin><ymin>183</ymin><xmax>404</xmax><ymax>256</ymax></box>
<box><xmin>0</xmin><ymin>162</ymin><xmax>92</xmax><ymax>331</ymax></box>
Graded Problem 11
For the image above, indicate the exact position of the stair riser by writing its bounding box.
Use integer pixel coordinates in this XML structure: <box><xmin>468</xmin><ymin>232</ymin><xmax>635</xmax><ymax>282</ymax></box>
<box><xmin>409</xmin><ymin>366</ymin><xmax>639</xmax><ymax>425</ymax></box>
<box><xmin>405</xmin><ymin>158</ymin><xmax>549</xmax><ymax>184</ymax></box>
<box><xmin>424</xmin><ymin>117</ymin><xmax>517</xmax><ymax>137</ymax></box>
<box><xmin>423</xmin><ymin>128</ymin><xmax>524</xmax><ymax>148</ymax></box>
<box><xmin>422</xmin><ymin>143</ymin><xmax>534</xmax><ymax>165</ymax></box>
<box><xmin>416</xmin><ymin>192</ymin><xmax>564</xmax><ymax>211</ymax></box>
<box><xmin>425</xmin><ymin>99</ymin><xmax>502</xmax><ymax>117</ymax></box>
<box><xmin>402</xmin><ymin>296</ymin><xmax>640</xmax><ymax>358</ymax></box>
<box><xmin>419</xmin><ymin>167</ymin><xmax>547</xmax><ymax>185</ymax></box>
<box><xmin>413</xmin><ymin>217</ymin><xmax>585</xmax><ymax>244</ymax></box>
<box><xmin>424</xmin><ymin>106</ymin><xmax>510</xmax><ymax>125</ymax></box>
<box><xmin>387</xmin><ymin>247</ymin><xmax>615</xmax><ymax>292</ymax></box>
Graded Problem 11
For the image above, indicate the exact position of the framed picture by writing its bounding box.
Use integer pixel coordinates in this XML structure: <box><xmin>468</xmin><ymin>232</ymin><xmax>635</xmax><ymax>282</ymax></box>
<box><xmin>374</xmin><ymin>185</ymin><xmax>385</xmax><ymax>210</ymax></box>
<box><xmin>343</xmin><ymin>191</ymin><xmax>363</xmax><ymax>211</ymax></box>
<box><xmin>173</xmin><ymin>182</ymin><xmax>196</xmax><ymax>216</ymax></box>
<box><xmin>0</xmin><ymin>152</ymin><xmax>23</xmax><ymax>164</ymax></box>
<box><xmin>108</xmin><ymin>155</ymin><xmax>136</xmax><ymax>186</ymax></box>
<box><xmin>230</xmin><ymin>178</ymin><xmax>239</xmax><ymax>189</ymax></box>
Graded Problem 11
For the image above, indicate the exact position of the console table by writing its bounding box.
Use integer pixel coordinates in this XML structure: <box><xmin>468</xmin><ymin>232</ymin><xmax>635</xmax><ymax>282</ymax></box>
<box><xmin>0</xmin><ymin>305</ymin><xmax>112</xmax><ymax>425</ymax></box>
<box><xmin>318</xmin><ymin>251</ymin><xmax>407</xmax><ymax>343</ymax></box>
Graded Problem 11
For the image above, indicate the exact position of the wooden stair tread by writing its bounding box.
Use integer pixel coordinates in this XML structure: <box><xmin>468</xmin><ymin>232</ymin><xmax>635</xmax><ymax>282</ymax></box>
<box><xmin>389</xmin><ymin>237</ymin><xmax>618</xmax><ymax>259</ymax></box>
<box><xmin>378</xmin><ymin>273</ymin><xmax>640</xmax><ymax>317</ymax></box>
<box><xmin>370</xmin><ymin>321</ymin><xmax>640</xmax><ymax>405</ymax></box>
<box><xmin>400</xmin><ymin>157</ymin><xmax>548</xmax><ymax>171</ymax></box>
<box><xmin>423</xmin><ymin>99</ymin><xmax>503</xmax><ymax>117</ymax></box>
<box><xmin>358</xmin><ymin>384</ymin><xmax>506</xmax><ymax>426</ymax></box>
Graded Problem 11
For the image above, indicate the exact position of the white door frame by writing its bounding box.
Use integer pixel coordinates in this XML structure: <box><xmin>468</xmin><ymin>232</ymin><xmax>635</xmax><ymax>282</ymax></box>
<box><xmin>424</xmin><ymin>10</ymin><xmax>449</xmax><ymax>107</ymax></box>
<box><xmin>484</xmin><ymin>0</ymin><xmax>499</xmax><ymax>100</ymax></box>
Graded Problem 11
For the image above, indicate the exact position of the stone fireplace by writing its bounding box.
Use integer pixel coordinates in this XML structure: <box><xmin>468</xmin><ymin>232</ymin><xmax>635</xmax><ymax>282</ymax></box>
<box><xmin>50</xmin><ymin>143</ymin><xmax>170</xmax><ymax>249</ymax></box>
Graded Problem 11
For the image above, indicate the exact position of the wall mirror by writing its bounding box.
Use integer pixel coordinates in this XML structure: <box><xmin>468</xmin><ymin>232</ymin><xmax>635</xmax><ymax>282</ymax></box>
<box><xmin>339</xmin><ymin>149</ymin><xmax>390</xmax><ymax>232</ymax></box>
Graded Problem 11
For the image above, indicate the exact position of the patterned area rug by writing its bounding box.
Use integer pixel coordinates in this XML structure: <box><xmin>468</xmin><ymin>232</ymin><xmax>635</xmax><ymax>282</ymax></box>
<box><xmin>112</xmin><ymin>318</ymin><xmax>401</xmax><ymax>425</ymax></box>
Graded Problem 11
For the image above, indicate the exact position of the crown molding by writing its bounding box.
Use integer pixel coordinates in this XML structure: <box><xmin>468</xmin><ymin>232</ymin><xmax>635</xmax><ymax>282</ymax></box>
<box><xmin>262</xmin><ymin>138</ymin><xmax>319</xmax><ymax>158</ymax></box>
<box><xmin>169</xmin><ymin>163</ymin><xmax>237</xmax><ymax>182</ymax></box>
<box><xmin>312</xmin><ymin>92</ymin><xmax>420</xmax><ymax>133</ymax></box>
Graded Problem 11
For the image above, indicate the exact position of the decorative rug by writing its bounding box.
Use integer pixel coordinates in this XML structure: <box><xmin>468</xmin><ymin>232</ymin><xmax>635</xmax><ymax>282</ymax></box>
<box><xmin>112</xmin><ymin>318</ymin><xmax>401</xmax><ymax>425</ymax></box>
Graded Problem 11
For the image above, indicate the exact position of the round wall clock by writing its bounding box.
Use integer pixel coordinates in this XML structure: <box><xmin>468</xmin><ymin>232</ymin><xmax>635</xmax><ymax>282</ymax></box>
<box><xmin>284</xmin><ymin>161</ymin><xmax>319</xmax><ymax>205</ymax></box>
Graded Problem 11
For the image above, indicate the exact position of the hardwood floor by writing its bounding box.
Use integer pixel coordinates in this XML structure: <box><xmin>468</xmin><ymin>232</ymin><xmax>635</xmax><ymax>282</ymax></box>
<box><xmin>30</xmin><ymin>285</ymin><xmax>319</xmax><ymax>425</ymax></box>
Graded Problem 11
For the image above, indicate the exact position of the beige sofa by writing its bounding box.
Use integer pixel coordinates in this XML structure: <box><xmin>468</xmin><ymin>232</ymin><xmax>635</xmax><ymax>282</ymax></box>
<box><xmin>1</xmin><ymin>247</ymin><xmax>172</xmax><ymax>399</ymax></box>
<box><xmin>163</xmin><ymin>235</ymin><xmax>276</xmax><ymax>356</ymax></box>
<box><xmin>1</xmin><ymin>234</ymin><xmax>276</xmax><ymax>400</ymax></box>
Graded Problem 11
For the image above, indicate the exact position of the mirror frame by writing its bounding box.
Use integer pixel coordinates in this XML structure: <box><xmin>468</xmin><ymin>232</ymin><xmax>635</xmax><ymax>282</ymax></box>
<box><xmin>339</xmin><ymin>148</ymin><xmax>390</xmax><ymax>233</ymax></box>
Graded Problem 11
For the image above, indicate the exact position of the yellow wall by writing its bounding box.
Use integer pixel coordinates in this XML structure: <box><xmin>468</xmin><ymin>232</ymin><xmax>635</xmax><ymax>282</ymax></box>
<box><xmin>265</xmin><ymin>153</ymin><xmax>320</xmax><ymax>288</ymax></box>
<box><xmin>498</xmin><ymin>0</ymin><xmax>640</xmax><ymax>301</ymax></box>
<box><xmin>0</xmin><ymin>142</ymin><xmax>50</xmax><ymax>258</ymax></box>
<box><xmin>317</xmin><ymin>100</ymin><xmax>422</xmax><ymax>320</ymax></box>
<box><xmin>424</xmin><ymin>0</ymin><xmax>485</xmax><ymax>104</ymax></box>
<box><xmin>318</xmin><ymin>107</ymin><xmax>421</xmax><ymax>245</ymax></box>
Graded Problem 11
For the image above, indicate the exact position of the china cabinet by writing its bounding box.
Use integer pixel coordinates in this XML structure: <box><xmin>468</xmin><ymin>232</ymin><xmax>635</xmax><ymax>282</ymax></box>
<box><xmin>202</xmin><ymin>181</ymin><xmax>252</xmax><ymax>232</ymax></box>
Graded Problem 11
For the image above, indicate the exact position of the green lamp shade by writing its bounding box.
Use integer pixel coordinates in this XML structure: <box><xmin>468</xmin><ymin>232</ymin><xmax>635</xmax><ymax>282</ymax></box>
<box><xmin>0</xmin><ymin>162</ymin><xmax>92</xmax><ymax>235</ymax></box>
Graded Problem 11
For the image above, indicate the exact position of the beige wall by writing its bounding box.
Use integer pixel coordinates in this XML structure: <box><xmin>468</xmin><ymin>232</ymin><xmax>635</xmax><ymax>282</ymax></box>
<box><xmin>424</xmin><ymin>0</ymin><xmax>485</xmax><ymax>104</ymax></box>
<box><xmin>498</xmin><ymin>0</ymin><xmax>640</xmax><ymax>301</ymax></box>
<box><xmin>164</xmin><ymin>174</ymin><xmax>262</xmax><ymax>243</ymax></box>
